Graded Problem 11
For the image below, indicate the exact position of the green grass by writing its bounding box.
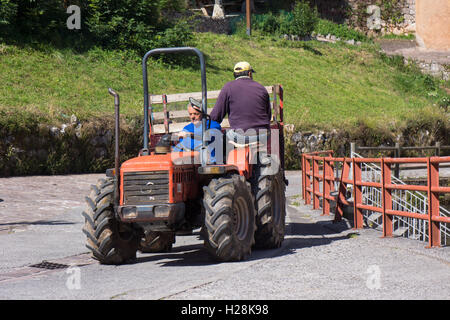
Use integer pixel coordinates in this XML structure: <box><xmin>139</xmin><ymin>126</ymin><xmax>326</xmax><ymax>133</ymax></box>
<box><xmin>0</xmin><ymin>32</ymin><xmax>448</xmax><ymax>130</ymax></box>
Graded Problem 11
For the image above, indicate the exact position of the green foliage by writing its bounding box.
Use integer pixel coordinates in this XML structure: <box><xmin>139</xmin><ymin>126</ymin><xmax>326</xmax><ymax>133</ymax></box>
<box><xmin>152</xmin><ymin>20</ymin><xmax>194</xmax><ymax>49</ymax></box>
<box><xmin>380</xmin><ymin>0</ymin><xmax>404</xmax><ymax>25</ymax></box>
<box><xmin>0</xmin><ymin>0</ymin><xmax>192</xmax><ymax>55</ymax></box>
<box><xmin>290</xmin><ymin>0</ymin><xmax>319</xmax><ymax>38</ymax></box>
<box><xmin>0</xmin><ymin>0</ymin><xmax>17</xmax><ymax>26</ymax></box>
<box><xmin>0</xmin><ymin>0</ymin><xmax>72</xmax><ymax>44</ymax></box>
<box><xmin>86</xmin><ymin>0</ymin><xmax>161</xmax><ymax>51</ymax></box>
<box><xmin>1</xmin><ymin>30</ymin><xmax>449</xmax><ymax>174</ymax></box>
<box><xmin>235</xmin><ymin>1</ymin><xmax>319</xmax><ymax>39</ymax></box>
<box><xmin>252</xmin><ymin>12</ymin><xmax>280</xmax><ymax>35</ymax></box>
<box><xmin>315</xmin><ymin>19</ymin><xmax>367</xmax><ymax>41</ymax></box>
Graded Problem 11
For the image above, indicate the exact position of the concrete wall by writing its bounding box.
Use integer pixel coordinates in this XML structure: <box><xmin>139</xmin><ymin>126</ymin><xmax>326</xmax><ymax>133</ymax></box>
<box><xmin>416</xmin><ymin>0</ymin><xmax>450</xmax><ymax>50</ymax></box>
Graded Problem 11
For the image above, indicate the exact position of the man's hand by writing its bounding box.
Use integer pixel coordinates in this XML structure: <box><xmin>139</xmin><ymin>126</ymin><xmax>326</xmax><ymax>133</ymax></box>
<box><xmin>177</xmin><ymin>131</ymin><xmax>193</xmax><ymax>139</ymax></box>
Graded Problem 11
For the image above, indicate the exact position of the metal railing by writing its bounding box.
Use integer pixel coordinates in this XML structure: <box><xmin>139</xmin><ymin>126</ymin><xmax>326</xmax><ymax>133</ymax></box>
<box><xmin>302</xmin><ymin>152</ymin><xmax>450</xmax><ymax>247</ymax></box>
<box><xmin>352</xmin><ymin>152</ymin><xmax>450</xmax><ymax>246</ymax></box>
<box><xmin>351</xmin><ymin>142</ymin><xmax>450</xmax><ymax>178</ymax></box>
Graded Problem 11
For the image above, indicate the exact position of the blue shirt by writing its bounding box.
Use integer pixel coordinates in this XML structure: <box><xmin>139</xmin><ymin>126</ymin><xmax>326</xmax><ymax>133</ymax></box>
<box><xmin>173</xmin><ymin>120</ymin><xmax>222</xmax><ymax>163</ymax></box>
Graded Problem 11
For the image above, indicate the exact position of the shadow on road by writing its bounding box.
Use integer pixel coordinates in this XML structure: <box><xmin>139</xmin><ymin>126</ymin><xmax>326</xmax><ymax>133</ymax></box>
<box><xmin>135</xmin><ymin>242</ymin><xmax>216</xmax><ymax>267</ymax></box>
<box><xmin>0</xmin><ymin>220</ymin><xmax>76</xmax><ymax>227</ymax></box>
<box><xmin>132</xmin><ymin>219</ymin><xmax>355</xmax><ymax>267</ymax></box>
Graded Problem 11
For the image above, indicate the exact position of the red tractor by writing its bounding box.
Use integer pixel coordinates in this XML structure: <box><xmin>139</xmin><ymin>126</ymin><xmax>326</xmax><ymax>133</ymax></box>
<box><xmin>82</xmin><ymin>47</ymin><xmax>287</xmax><ymax>264</ymax></box>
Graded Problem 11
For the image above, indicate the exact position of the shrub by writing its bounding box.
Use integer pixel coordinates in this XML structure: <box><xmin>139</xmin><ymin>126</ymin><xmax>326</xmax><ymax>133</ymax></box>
<box><xmin>0</xmin><ymin>0</ymin><xmax>69</xmax><ymax>39</ymax></box>
<box><xmin>151</xmin><ymin>20</ymin><xmax>194</xmax><ymax>49</ymax></box>
<box><xmin>0</xmin><ymin>0</ymin><xmax>192</xmax><ymax>55</ymax></box>
<box><xmin>315</xmin><ymin>18</ymin><xmax>367</xmax><ymax>41</ymax></box>
<box><xmin>0</xmin><ymin>0</ymin><xmax>17</xmax><ymax>27</ymax></box>
<box><xmin>247</xmin><ymin>1</ymin><xmax>319</xmax><ymax>38</ymax></box>
<box><xmin>290</xmin><ymin>0</ymin><xmax>319</xmax><ymax>38</ymax></box>
<box><xmin>86</xmin><ymin>0</ymin><xmax>162</xmax><ymax>51</ymax></box>
<box><xmin>252</xmin><ymin>12</ymin><xmax>279</xmax><ymax>35</ymax></box>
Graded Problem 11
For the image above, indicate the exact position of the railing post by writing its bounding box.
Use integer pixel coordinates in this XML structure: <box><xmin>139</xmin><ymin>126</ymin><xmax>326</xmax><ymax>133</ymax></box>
<box><xmin>352</xmin><ymin>158</ymin><xmax>364</xmax><ymax>229</ymax></box>
<box><xmin>305</xmin><ymin>157</ymin><xmax>311</xmax><ymax>205</ymax></box>
<box><xmin>301</xmin><ymin>155</ymin><xmax>305</xmax><ymax>200</ymax></box>
<box><xmin>427</xmin><ymin>157</ymin><xmax>441</xmax><ymax>247</ymax></box>
<box><xmin>382</xmin><ymin>158</ymin><xmax>393</xmax><ymax>237</ymax></box>
<box><xmin>323</xmin><ymin>158</ymin><xmax>331</xmax><ymax>215</ymax></box>
<box><xmin>313</xmin><ymin>157</ymin><xmax>320</xmax><ymax>210</ymax></box>
<box><xmin>334</xmin><ymin>159</ymin><xmax>348</xmax><ymax>222</ymax></box>
<box><xmin>435</xmin><ymin>142</ymin><xmax>441</xmax><ymax>157</ymax></box>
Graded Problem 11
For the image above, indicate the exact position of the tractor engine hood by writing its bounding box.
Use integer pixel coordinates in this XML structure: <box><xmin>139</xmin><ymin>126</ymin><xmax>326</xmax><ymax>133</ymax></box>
<box><xmin>120</xmin><ymin>152</ymin><xmax>200</xmax><ymax>172</ymax></box>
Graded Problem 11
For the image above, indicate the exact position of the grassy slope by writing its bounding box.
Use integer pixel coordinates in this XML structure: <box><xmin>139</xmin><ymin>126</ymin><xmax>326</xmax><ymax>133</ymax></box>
<box><xmin>0</xmin><ymin>32</ymin><xmax>448</xmax><ymax>130</ymax></box>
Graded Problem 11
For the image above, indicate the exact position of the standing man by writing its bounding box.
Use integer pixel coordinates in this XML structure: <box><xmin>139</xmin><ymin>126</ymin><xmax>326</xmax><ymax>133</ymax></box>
<box><xmin>210</xmin><ymin>61</ymin><xmax>271</xmax><ymax>145</ymax></box>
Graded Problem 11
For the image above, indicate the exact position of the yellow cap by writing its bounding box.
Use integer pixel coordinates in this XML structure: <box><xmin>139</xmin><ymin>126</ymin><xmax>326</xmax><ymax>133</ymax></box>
<box><xmin>233</xmin><ymin>61</ymin><xmax>255</xmax><ymax>73</ymax></box>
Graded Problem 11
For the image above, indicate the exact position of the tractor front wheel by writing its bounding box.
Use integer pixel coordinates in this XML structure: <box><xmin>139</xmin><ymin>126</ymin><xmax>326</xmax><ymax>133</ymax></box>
<box><xmin>82</xmin><ymin>178</ymin><xmax>139</xmax><ymax>265</ymax></box>
<box><xmin>203</xmin><ymin>174</ymin><xmax>256</xmax><ymax>261</ymax></box>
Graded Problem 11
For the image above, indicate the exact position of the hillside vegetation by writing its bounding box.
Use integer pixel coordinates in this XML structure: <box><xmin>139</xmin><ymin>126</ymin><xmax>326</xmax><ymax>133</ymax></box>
<box><xmin>0</xmin><ymin>31</ymin><xmax>448</xmax><ymax>133</ymax></box>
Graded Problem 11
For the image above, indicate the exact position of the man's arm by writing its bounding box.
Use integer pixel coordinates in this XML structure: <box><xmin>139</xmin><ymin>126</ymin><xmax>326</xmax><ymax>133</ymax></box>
<box><xmin>209</xmin><ymin>86</ymin><xmax>229</xmax><ymax>124</ymax></box>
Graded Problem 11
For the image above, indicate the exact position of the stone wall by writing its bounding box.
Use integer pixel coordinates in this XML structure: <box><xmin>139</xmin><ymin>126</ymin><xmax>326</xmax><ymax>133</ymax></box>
<box><xmin>2</xmin><ymin>116</ymin><xmax>449</xmax><ymax>176</ymax></box>
<box><xmin>0</xmin><ymin>116</ymin><xmax>143</xmax><ymax>177</ymax></box>
<box><xmin>284</xmin><ymin>121</ymin><xmax>450</xmax><ymax>169</ymax></box>
<box><xmin>344</xmin><ymin>0</ymin><xmax>416</xmax><ymax>36</ymax></box>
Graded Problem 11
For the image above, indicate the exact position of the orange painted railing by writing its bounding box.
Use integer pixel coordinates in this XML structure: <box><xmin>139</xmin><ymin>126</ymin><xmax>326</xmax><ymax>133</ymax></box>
<box><xmin>301</xmin><ymin>152</ymin><xmax>450</xmax><ymax>248</ymax></box>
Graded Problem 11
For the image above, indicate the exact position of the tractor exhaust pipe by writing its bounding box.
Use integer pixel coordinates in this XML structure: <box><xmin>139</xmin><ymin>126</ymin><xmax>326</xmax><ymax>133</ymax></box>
<box><xmin>108</xmin><ymin>88</ymin><xmax>120</xmax><ymax>207</ymax></box>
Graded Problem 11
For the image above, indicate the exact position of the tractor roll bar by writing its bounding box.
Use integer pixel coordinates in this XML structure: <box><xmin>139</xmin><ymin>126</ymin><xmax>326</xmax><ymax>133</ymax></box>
<box><xmin>108</xmin><ymin>88</ymin><xmax>120</xmax><ymax>208</ymax></box>
<box><xmin>142</xmin><ymin>47</ymin><xmax>208</xmax><ymax>165</ymax></box>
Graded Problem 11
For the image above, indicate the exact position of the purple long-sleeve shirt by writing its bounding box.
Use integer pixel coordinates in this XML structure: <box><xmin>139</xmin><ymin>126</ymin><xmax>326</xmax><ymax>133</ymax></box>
<box><xmin>210</xmin><ymin>77</ymin><xmax>271</xmax><ymax>132</ymax></box>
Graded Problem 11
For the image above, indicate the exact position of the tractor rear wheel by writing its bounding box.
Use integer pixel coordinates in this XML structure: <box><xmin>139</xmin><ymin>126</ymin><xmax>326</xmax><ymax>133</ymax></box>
<box><xmin>251</xmin><ymin>158</ymin><xmax>286</xmax><ymax>249</ymax></box>
<box><xmin>82</xmin><ymin>178</ymin><xmax>139</xmax><ymax>265</ymax></box>
<box><xmin>203</xmin><ymin>174</ymin><xmax>256</xmax><ymax>261</ymax></box>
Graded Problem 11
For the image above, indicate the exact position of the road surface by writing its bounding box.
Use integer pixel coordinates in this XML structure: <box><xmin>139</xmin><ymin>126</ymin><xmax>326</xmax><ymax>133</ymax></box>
<box><xmin>0</xmin><ymin>171</ymin><xmax>449</xmax><ymax>303</ymax></box>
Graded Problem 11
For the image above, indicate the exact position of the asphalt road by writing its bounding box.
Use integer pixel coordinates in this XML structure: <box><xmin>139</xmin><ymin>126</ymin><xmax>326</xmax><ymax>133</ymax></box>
<box><xmin>0</xmin><ymin>171</ymin><xmax>449</xmax><ymax>302</ymax></box>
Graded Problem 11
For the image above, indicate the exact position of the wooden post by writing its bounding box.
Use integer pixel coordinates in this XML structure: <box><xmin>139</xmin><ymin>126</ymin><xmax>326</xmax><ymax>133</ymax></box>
<box><xmin>246</xmin><ymin>0</ymin><xmax>251</xmax><ymax>36</ymax></box>
<box><xmin>272</xmin><ymin>85</ymin><xmax>278</xmax><ymax>121</ymax></box>
<box><xmin>435</xmin><ymin>141</ymin><xmax>441</xmax><ymax>156</ymax></box>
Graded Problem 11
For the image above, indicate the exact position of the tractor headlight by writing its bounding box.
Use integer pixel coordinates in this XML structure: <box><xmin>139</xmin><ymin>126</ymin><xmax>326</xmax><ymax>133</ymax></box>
<box><xmin>122</xmin><ymin>206</ymin><xmax>137</xmax><ymax>219</ymax></box>
<box><xmin>154</xmin><ymin>206</ymin><xmax>170</xmax><ymax>218</ymax></box>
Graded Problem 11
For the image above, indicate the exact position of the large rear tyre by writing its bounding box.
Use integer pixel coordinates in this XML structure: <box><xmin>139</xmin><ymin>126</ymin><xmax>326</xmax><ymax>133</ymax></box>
<box><xmin>203</xmin><ymin>175</ymin><xmax>256</xmax><ymax>261</ymax></box>
<box><xmin>82</xmin><ymin>178</ymin><xmax>139</xmax><ymax>265</ymax></box>
<box><xmin>251</xmin><ymin>159</ymin><xmax>286</xmax><ymax>249</ymax></box>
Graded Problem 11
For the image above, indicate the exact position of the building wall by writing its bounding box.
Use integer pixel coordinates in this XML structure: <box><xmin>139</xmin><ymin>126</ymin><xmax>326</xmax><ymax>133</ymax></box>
<box><xmin>415</xmin><ymin>0</ymin><xmax>450</xmax><ymax>50</ymax></box>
